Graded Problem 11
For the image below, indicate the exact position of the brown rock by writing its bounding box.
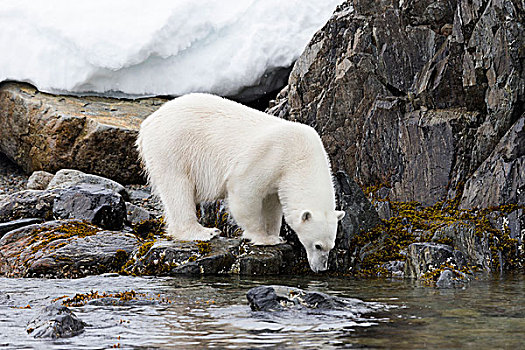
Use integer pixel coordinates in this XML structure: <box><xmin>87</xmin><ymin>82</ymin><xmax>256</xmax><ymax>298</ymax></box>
<box><xmin>0</xmin><ymin>82</ymin><xmax>167</xmax><ymax>184</ymax></box>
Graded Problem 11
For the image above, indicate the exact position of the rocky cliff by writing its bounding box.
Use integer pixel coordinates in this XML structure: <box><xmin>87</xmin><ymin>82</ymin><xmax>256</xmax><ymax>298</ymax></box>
<box><xmin>269</xmin><ymin>0</ymin><xmax>524</xmax><ymax>209</ymax></box>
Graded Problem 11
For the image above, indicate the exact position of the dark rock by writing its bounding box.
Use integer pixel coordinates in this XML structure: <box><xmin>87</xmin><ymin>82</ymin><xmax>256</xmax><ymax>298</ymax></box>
<box><xmin>237</xmin><ymin>244</ymin><xmax>295</xmax><ymax>275</ymax></box>
<box><xmin>125</xmin><ymin>238</ymin><xmax>239</xmax><ymax>276</ymax></box>
<box><xmin>0</xmin><ymin>189</ymin><xmax>60</xmax><ymax>222</ymax></box>
<box><xmin>26</xmin><ymin>171</ymin><xmax>54</xmax><ymax>190</ymax></box>
<box><xmin>47</xmin><ymin>169</ymin><xmax>129</xmax><ymax>200</ymax></box>
<box><xmin>269</xmin><ymin>0</ymin><xmax>524</xmax><ymax>207</ymax></box>
<box><xmin>0</xmin><ymin>82</ymin><xmax>165</xmax><ymax>184</ymax></box>
<box><xmin>460</xmin><ymin>116</ymin><xmax>525</xmax><ymax>208</ymax></box>
<box><xmin>0</xmin><ymin>218</ymin><xmax>44</xmax><ymax>238</ymax></box>
<box><xmin>329</xmin><ymin>171</ymin><xmax>381</xmax><ymax>272</ymax></box>
<box><xmin>53</xmin><ymin>184</ymin><xmax>126</xmax><ymax>230</ymax></box>
<box><xmin>246</xmin><ymin>286</ymin><xmax>284</xmax><ymax>311</ymax></box>
<box><xmin>27</xmin><ymin>305</ymin><xmax>86</xmax><ymax>338</ymax></box>
<box><xmin>404</xmin><ymin>242</ymin><xmax>467</xmax><ymax>278</ymax></box>
<box><xmin>246</xmin><ymin>285</ymin><xmax>371</xmax><ymax>312</ymax></box>
<box><xmin>0</xmin><ymin>220</ymin><xmax>138</xmax><ymax>278</ymax></box>
<box><xmin>197</xmin><ymin>201</ymin><xmax>242</xmax><ymax>238</ymax></box>
<box><xmin>124</xmin><ymin>238</ymin><xmax>296</xmax><ymax>276</ymax></box>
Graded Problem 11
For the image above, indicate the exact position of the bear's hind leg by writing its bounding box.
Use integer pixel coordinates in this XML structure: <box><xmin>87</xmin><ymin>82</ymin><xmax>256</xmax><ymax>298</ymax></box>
<box><xmin>155</xmin><ymin>175</ymin><xmax>220</xmax><ymax>241</ymax></box>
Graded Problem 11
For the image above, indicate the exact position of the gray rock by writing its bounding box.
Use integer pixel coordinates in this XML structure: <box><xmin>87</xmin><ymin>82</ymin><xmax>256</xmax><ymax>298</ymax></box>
<box><xmin>125</xmin><ymin>202</ymin><xmax>152</xmax><ymax>225</ymax></box>
<box><xmin>26</xmin><ymin>171</ymin><xmax>54</xmax><ymax>190</ymax></box>
<box><xmin>329</xmin><ymin>171</ymin><xmax>381</xmax><ymax>272</ymax></box>
<box><xmin>0</xmin><ymin>189</ymin><xmax>61</xmax><ymax>222</ymax></box>
<box><xmin>0</xmin><ymin>219</ymin><xmax>138</xmax><ymax>278</ymax></box>
<box><xmin>381</xmin><ymin>260</ymin><xmax>405</xmax><ymax>277</ymax></box>
<box><xmin>27</xmin><ymin>305</ymin><xmax>86</xmax><ymax>339</ymax></box>
<box><xmin>53</xmin><ymin>184</ymin><xmax>126</xmax><ymax>230</ymax></box>
<box><xmin>375</xmin><ymin>201</ymin><xmax>392</xmax><ymax>221</ymax></box>
<box><xmin>460</xmin><ymin>116</ymin><xmax>525</xmax><ymax>209</ymax></box>
<box><xmin>0</xmin><ymin>217</ymin><xmax>44</xmax><ymax>238</ymax></box>
<box><xmin>436</xmin><ymin>268</ymin><xmax>469</xmax><ymax>289</ymax></box>
<box><xmin>0</xmin><ymin>82</ymin><xmax>165</xmax><ymax>184</ymax></box>
<box><xmin>404</xmin><ymin>242</ymin><xmax>467</xmax><ymax>278</ymax></box>
<box><xmin>431</xmin><ymin>221</ymin><xmax>491</xmax><ymax>271</ymax></box>
<box><xmin>47</xmin><ymin>169</ymin><xmax>129</xmax><ymax>200</ymax></box>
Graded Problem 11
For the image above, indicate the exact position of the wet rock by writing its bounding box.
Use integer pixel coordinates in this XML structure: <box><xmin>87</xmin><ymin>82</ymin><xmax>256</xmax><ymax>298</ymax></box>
<box><xmin>53</xmin><ymin>184</ymin><xmax>126</xmax><ymax>230</ymax></box>
<box><xmin>375</xmin><ymin>201</ymin><xmax>392</xmax><ymax>221</ymax></box>
<box><xmin>237</xmin><ymin>244</ymin><xmax>295</xmax><ymax>275</ymax></box>
<box><xmin>26</xmin><ymin>171</ymin><xmax>54</xmax><ymax>190</ymax></box>
<box><xmin>124</xmin><ymin>238</ymin><xmax>238</xmax><ymax>276</ymax></box>
<box><xmin>381</xmin><ymin>260</ymin><xmax>405</xmax><ymax>277</ymax></box>
<box><xmin>0</xmin><ymin>82</ymin><xmax>166</xmax><ymax>184</ymax></box>
<box><xmin>0</xmin><ymin>189</ymin><xmax>60</xmax><ymax>222</ymax></box>
<box><xmin>246</xmin><ymin>286</ymin><xmax>284</xmax><ymax>311</ymax></box>
<box><xmin>404</xmin><ymin>242</ymin><xmax>467</xmax><ymax>278</ymax></box>
<box><xmin>0</xmin><ymin>218</ymin><xmax>44</xmax><ymax>238</ymax></box>
<box><xmin>47</xmin><ymin>169</ymin><xmax>130</xmax><ymax>201</ymax></box>
<box><xmin>436</xmin><ymin>268</ymin><xmax>469</xmax><ymax>289</ymax></box>
<box><xmin>27</xmin><ymin>304</ymin><xmax>86</xmax><ymax>338</ymax></box>
<box><xmin>246</xmin><ymin>285</ymin><xmax>368</xmax><ymax>311</ymax></box>
<box><xmin>0</xmin><ymin>219</ymin><xmax>138</xmax><ymax>278</ymax></box>
<box><xmin>124</xmin><ymin>238</ymin><xmax>296</xmax><ymax>276</ymax></box>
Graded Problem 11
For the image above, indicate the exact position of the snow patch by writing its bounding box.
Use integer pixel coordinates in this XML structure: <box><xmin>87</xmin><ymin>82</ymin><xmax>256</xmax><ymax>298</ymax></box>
<box><xmin>0</xmin><ymin>0</ymin><xmax>342</xmax><ymax>97</ymax></box>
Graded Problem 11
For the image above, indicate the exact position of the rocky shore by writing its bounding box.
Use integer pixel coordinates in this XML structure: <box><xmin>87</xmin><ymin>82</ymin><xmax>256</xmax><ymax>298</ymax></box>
<box><xmin>0</xmin><ymin>0</ymin><xmax>523</xmax><ymax>287</ymax></box>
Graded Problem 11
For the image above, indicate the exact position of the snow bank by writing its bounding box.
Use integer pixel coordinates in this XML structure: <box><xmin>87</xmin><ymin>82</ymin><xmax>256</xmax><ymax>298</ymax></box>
<box><xmin>0</xmin><ymin>0</ymin><xmax>341</xmax><ymax>97</ymax></box>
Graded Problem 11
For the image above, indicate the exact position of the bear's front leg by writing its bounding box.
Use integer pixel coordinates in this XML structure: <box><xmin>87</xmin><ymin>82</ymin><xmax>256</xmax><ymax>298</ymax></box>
<box><xmin>228</xmin><ymin>191</ymin><xmax>284</xmax><ymax>246</ymax></box>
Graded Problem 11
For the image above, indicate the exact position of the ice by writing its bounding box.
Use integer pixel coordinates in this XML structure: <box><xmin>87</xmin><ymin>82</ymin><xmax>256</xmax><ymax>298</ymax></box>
<box><xmin>0</xmin><ymin>0</ymin><xmax>342</xmax><ymax>97</ymax></box>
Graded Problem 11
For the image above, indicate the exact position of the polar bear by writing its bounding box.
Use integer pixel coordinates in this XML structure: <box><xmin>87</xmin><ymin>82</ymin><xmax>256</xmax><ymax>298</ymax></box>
<box><xmin>136</xmin><ymin>93</ymin><xmax>345</xmax><ymax>272</ymax></box>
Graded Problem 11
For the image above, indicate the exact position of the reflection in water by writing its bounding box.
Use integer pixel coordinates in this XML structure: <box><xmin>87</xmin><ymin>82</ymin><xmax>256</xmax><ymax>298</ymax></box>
<box><xmin>0</xmin><ymin>274</ymin><xmax>524</xmax><ymax>349</ymax></box>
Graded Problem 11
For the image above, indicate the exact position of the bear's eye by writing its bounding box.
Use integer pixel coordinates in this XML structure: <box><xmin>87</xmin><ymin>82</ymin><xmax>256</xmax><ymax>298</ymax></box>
<box><xmin>314</xmin><ymin>244</ymin><xmax>323</xmax><ymax>251</ymax></box>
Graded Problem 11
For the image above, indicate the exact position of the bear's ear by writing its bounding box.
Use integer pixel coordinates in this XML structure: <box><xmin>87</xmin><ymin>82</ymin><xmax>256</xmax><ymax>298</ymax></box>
<box><xmin>301</xmin><ymin>210</ymin><xmax>312</xmax><ymax>222</ymax></box>
<box><xmin>336</xmin><ymin>210</ymin><xmax>345</xmax><ymax>221</ymax></box>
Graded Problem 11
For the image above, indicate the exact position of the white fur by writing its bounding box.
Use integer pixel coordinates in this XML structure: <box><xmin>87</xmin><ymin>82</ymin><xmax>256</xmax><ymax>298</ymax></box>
<box><xmin>136</xmin><ymin>93</ymin><xmax>344</xmax><ymax>272</ymax></box>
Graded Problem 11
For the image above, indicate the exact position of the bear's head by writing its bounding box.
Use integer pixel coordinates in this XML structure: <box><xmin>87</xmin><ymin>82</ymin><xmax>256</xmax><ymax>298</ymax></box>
<box><xmin>288</xmin><ymin>209</ymin><xmax>345</xmax><ymax>272</ymax></box>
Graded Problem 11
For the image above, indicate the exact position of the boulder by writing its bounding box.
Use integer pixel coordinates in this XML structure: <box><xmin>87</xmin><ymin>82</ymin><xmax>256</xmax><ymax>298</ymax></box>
<box><xmin>47</xmin><ymin>169</ymin><xmax>129</xmax><ymax>200</ymax></box>
<box><xmin>436</xmin><ymin>268</ymin><xmax>469</xmax><ymax>289</ymax></box>
<box><xmin>27</xmin><ymin>305</ymin><xmax>86</xmax><ymax>338</ymax></box>
<box><xmin>26</xmin><ymin>171</ymin><xmax>54</xmax><ymax>190</ymax></box>
<box><xmin>0</xmin><ymin>189</ymin><xmax>60</xmax><ymax>222</ymax></box>
<box><xmin>53</xmin><ymin>184</ymin><xmax>127</xmax><ymax>230</ymax></box>
<box><xmin>123</xmin><ymin>238</ymin><xmax>296</xmax><ymax>276</ymax></box>
<box><xmin>0</xmin><ymin>82</ymin><xmax>166</xmax><ymax>184</ymax></box>
<box><xmin>0</xmin><ymin>220</ymin><xmax>138</xmax><ymax>278</ymax></box>
<box><xmin>431</xmin><ymin>221</ymin><xmax>491</xmax><ymax>271</ymax></box>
